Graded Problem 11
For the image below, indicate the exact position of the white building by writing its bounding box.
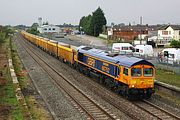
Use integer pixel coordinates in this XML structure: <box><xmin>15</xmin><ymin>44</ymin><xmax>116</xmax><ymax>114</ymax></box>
<box><xmin>37</xmin><ymin>24</ymin><xmax>60</xmax><ymax>34</ymax></box>
<box><xmin>158</xmin><ymin>25</ymin><xmax>180</xmax><ymax>41</ymax></box>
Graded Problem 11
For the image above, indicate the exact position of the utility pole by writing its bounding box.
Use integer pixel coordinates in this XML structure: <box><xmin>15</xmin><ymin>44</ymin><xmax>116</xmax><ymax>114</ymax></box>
<box><xmin>140</xmin><ymin>16</ymin><xmax>142</xmax><ymax>45</ymax></box>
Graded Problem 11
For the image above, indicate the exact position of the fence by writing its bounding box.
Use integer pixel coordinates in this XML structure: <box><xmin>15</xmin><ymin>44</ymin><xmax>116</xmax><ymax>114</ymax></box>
<box><xmin>113</xmin><ymin>52</ymin><xmax>180</xmax><ymax>74</ymax></box>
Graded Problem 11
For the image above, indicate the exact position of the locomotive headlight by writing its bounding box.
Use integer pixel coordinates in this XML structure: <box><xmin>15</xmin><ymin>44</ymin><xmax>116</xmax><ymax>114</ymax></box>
<box><xmin>132</xmin><ymin>85</ymin><xmax>135</xmax><ymax>88</ymax></box>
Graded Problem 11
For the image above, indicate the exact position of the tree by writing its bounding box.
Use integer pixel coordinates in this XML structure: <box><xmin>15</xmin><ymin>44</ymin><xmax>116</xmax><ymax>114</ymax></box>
<box><xmin>0</xmin><ymin>26</ymin><xmax>14</xmax><ymax>45</ymax></box>
<box><xmin>26</xmin><ymin>23</ymin><xmax>40</xmax><ymax>35</ymax></box>
<box><xmin>79</xmin><ymin>7</ymin><xmax>107</xmax><ymax>36</ymax></box>
<box><xmin>91</xmin><ymin>7</ymin><xmax>107</xmax><ymax>36</ymax></box>
<box><xmin>170</xmin><ymin>40</ymin><xmax>180</xmax><ymax>48</ymax></box>
<box><xmin>31</xmin><ymin>23</ymin><xmax>39</xmax><ymax>28</ymax></box>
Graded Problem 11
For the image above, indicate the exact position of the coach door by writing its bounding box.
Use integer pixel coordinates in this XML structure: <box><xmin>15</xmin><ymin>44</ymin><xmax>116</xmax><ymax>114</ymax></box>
<box><xmin>115</xmin><ymin>66</ymin><xmax>120</xmax><ymax>79</ymax></box>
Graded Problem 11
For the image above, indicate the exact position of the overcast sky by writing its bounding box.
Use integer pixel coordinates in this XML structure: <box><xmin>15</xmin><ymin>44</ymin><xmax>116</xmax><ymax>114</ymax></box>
<box><xmin>1</xmin><ymin>0</ymin><xmax>180</xmax><ymax>26</ymax></box>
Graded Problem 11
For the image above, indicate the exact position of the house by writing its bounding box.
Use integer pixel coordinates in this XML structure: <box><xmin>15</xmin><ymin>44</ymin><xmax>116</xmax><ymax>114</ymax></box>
<box><xmin>149</xmin><ymin>25</ymin><xmax>180</xmax><ymax>46</ymax></box>
<box><xmin>37</xmin><ymin>24</ymin><xmax>60</xmax><ymax>34</ymax></box>
<box><xmin>110</xmin><ymin>25</ymin><xmax>150</xmax><ymax>42</ymax></box>
<box><xmin>158</xmin><ymin>25</ymin><xmax>180</xmax><ymax>41</ymax></box>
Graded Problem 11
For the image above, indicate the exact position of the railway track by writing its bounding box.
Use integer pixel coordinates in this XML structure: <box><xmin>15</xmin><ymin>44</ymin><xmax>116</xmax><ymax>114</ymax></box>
<box><xmin>16</xmin><ymin>33</ymin><xmax>180</xmax><ymax>120</ymax></box>
<box><xmin>134</xmin><ymin>100</ymin><xmax>180</xmax><ymax>120</ymax></box>
<box><xmin>17</xmin><ymin>34</ymin><xmax>118</xmax><ymax>120</ymax></box>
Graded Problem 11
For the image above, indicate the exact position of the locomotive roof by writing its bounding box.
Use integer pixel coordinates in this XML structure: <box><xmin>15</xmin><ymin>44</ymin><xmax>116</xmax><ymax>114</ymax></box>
<box><xmin>78</xmin><ymin>46</ymin><xmax>154</xmax><ymax>67</ymax></box>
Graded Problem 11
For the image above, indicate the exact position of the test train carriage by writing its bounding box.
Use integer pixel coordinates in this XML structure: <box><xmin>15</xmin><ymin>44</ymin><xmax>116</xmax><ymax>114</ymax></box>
<box><xmin>21</xmin><ymin>31</ymin><xmax>155</xmax><ymax>99</ymax></box>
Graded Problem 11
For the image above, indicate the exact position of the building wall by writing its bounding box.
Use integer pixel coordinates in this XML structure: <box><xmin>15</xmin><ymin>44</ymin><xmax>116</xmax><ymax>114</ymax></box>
<box><xmin>158</xmin><ymin>26</ymin><xmax>174</xmax><ymax>39</ymax></box>
<box><xmin>37</xmin><ymin>25</ymin><xmax>60</xmax><ymax>34</ymax></box>
<box><xmin>158</xmin><ymin>26</ymin><xmax>180</xmax><ymax>40</ymax></box>
<box><xmin>112</xmin><ymin>30</ymin><xmax>148</xmax><ymax>42</ymax></box>
<box><xmin>174</xmin><ymin>30</ymin><xmax>180</xmax><ymax>40</ymax></box>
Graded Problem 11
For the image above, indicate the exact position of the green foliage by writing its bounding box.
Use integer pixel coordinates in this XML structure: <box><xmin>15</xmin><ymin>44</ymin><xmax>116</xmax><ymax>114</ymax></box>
<box><xmin>79</xmin><ymin>7</ymin><xmax>107</xmax><ymax>36</ymax></box>
<box><xmin>31</xmin><ymin>23</ymin><xmax>39</xmax><ymax>28</ymax></box>
<box><xmin>156</xmin><ymin>69</ymin><xmax>180</xmax><ymax>88</ymax></box>
<box><xmin>0</xmin><ymin>26</ymin><xmax>14</xmax><ymax>44</ymax></box>
<box><xmin>91</xmin><ymin>7</ymin><xmax>107</xmax><ymax>36</ymax></box>
<box><xmin>27</xmin><ymin>27</ymin><xmax>39</xmax><ymax>35</ymax></box>
<box><xmin>170</xmin><ymin>40</ymin><xmax>180</xmax><ymax>48</ymax></box>
<box><xmin>0</xmin><ymin>32</ymin><xmax>6</xmax><ymax>43</ymax></box>
<box><xmin>26</xmin><ymin>23</ymin><xmax>39</xmax><ymax>35</ymax></box>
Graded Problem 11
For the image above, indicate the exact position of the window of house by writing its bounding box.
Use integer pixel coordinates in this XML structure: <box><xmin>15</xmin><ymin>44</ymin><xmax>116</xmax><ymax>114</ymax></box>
<box><xmin>179</xmin><ymin>31</ymin><xmax>180</xmax><ymax>35</ymax></box>
<box><xmin>49</xmin><ymin>28</ymin><xmax>51</xmax><ymax>30</ymax></box>
<box><xmin>44</xmin><ymin>28</ymin><xmax>47</xmax><ymax>31</ymax></box>
<box><xmin>162</xmin><ymin>31</ymin><xmax>168</xmax><ymax>35</ymax></box>
<box><xmin>123</xmin><ymin>68</ymin><xmax>128</xmax><ymax>76</ymax></box>
<box><xmin>169</xmin><ymin>31</ymin><xmax>171</xmax><ymax>34</ymax></box>
<box><xmin>52</xmin><ymin>28</ymin><xmax>55</xmax><ymax>30</ymax></box>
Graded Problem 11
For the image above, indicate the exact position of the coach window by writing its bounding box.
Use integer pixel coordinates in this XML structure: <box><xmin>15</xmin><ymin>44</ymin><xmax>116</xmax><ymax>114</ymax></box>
<box><xmin>123</xmin><ymin>68</ymin><xmax>128</xmax><ymax>76</ymax></box>
<box><xmin>144</xmin><ymin>68</ymin><xmax>153</xmax><ymax>77</ymax></box>
<box><xmin>131</xmin><ymin>68</ymin><xmax>141</xmax><ymax>76</ymax></box>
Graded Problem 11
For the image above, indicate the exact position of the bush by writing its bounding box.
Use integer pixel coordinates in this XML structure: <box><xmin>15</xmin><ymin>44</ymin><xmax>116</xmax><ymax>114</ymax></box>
<box><xmin>170</xmin><ymin>40</ymin><xmax>180</xmax><ymax>48</ymax></box>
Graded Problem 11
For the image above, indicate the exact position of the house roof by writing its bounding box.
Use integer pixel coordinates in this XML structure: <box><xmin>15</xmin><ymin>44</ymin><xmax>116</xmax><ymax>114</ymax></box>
<box><xmin>112</xmin><ymin>25</ymin><xmax>161</xmax><ymax>32</ymax></box>
<box><xmin>78</xmin><ymin>46</ymin><xmax>154</xmax><ymax>67</ymax></box>
<box><xmin>40</xmin><ymin>24</ymin><xmax>59</xmax><ymax>28</ymax></box>
<box><xmin>158</xmin><ymin>25</ymin><xmax>180</xmax><ymax>30</ymax></box>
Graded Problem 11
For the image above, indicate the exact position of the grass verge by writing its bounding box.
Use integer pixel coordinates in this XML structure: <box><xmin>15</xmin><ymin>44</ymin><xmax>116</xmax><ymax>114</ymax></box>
<box><xmin>156</xmin><ymin>69</ymin><xmax>180</xmax><ymax>88</ymax></box>
<box><xmin>11</xmin><ymin>36</ymin><xmax>52</xmax><ymax>120</ymax></box>
<box><xmin>0</xmin><ymin>38</ymin><xmax>24</xmax><ymax>120</ymax></box>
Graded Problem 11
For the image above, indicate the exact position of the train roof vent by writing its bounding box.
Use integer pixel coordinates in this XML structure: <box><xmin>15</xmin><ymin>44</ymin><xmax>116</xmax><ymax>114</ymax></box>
<box><xmin>107</xmin><ymin>52</ymin><xmax>119</xmax><ymax>57</ymax></box>
<box><xmin>82</xmin><ymin>47</ymin><xmax>93</xmax><ymax>50</ymax></box>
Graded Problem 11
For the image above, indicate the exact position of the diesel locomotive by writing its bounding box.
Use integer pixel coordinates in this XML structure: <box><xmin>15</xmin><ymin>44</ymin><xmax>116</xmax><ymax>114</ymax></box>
<box><xmin>21</xmin><ymin>31</ymin><xmax>155</xmax><ymax>99</ymax></box>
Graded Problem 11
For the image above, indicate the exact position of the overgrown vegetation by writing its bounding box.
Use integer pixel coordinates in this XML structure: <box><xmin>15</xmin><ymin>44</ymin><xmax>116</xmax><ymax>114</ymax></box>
<box><xmin>10</xmin><ymin>34</ymin><xmax>52</xmax><ymax>120</ymax></box>
<box><xmin>0</xmin><ymin>36</ymin><xmax>24</xmax><ymax>119</ymax></box>
<box><xmin>0</xmin><ymin>26</ymin><xmax>14</xmax><ymax>45</ymax></box>
<box><xmin>79</xmin><ymin>7</ymin><xmax>107</xmax><ymax>37</ymax></box>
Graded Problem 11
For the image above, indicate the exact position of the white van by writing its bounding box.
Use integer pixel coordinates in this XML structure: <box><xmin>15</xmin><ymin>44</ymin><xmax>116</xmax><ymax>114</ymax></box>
<box><xmin>133</xmin><ymin>45</ymin><xmax>153</xmax><ymax>56</ymax></box>
<box><xmin>112</xmin><ymin>43</ymin><xmax>134</xmax><ymax>54</ymax></box>
<box><xmin>161</xmin><ymin>48</ymin><xmax>180</xmax><ymax>64</ymax></box>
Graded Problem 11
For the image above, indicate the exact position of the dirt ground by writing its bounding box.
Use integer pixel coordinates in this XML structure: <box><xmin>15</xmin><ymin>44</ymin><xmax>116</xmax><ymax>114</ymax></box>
<box><xmin>0</xmin><ymin>45</ymin><xmax>11</xmax><ymax>119</ymax></box>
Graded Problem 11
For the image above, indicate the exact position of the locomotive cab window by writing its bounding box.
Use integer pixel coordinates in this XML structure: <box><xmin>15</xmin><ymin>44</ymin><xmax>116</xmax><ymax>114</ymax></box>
<box><xmin>144</xmin><ymin>68</ymin><xmax>153</xmax><ymax>77</ymax></box>
<box><xmin>131</xmin><ymin>68</ymin><xmax>141</xmax><ymax>76</ymax></box>
<box><xmin>123</xmin><ymin>68</ymin><xmax>128</xmax><ymax>76</ymax></box>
